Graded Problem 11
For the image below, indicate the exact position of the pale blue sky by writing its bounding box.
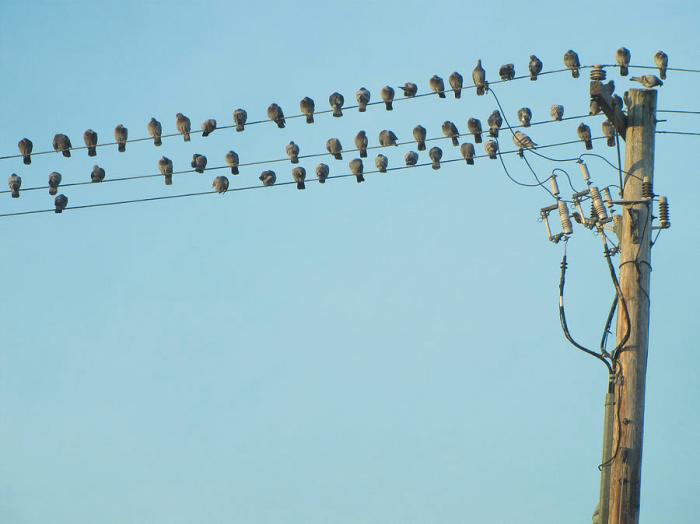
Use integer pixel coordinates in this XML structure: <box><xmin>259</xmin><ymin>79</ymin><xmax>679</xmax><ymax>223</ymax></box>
<box><xmin>1</xmin><ymin>1</ymin><xmax>698</xmax><ymax>522</ymax></box>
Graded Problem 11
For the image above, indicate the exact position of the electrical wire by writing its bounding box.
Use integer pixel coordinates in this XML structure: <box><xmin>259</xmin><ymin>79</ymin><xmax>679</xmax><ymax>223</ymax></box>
<box><xmin>655</xmin><ymin>130</ymin><xmax>700</xmax><ymax>136</ymax></box>
<box><xmin>657</xmin><ymin>109</ymin><xmax>700</xmax><ymax>115</ymax></box>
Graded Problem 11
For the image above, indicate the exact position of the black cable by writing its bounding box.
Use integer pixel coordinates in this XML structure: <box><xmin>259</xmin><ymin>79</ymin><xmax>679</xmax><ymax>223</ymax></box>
<box><xmin>600</xmin><ymin>295</ymin><xmax>618</xmax><ymax>356</ymax></box>
<box><xmin>615</xmin><ymin>129</ymin><xmax>624</xmax><ymax>197</ymax></box>
<box><xmin>552</xmin><ymin>168</ymin><xmax>581</xmax><ymax>193</ymax></box>
<box><xmin>655</xmin><ymin>130</ymin><xmax>700</xmax><ymax>136</ymax></box>
<box><xmin>657</xmin><ymin>110</ymin><xmax>700</xmax><ymax>115</ymax></box>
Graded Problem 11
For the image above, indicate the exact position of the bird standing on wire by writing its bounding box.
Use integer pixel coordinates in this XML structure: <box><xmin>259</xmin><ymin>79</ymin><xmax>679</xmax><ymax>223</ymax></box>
<box><xmin>404</xmin><ymin>151</ymin><xmax>419</xmax><ymax>166</ymax></box>
<box><xmin>18</xmin><ymin>138</ymin><xmax>33</xmax><ymax>165</ymax></box>
<box><xmin>379</xmin><ymin>130</ymin><xmax>398</xmax><ymax>147</ymax></box>
<box><xmin>499</xmin><ymin>63</ymin><xmax>515</xmax><ymax>81</ymax></box>
<box><xmin>655</xmin><ymin>51</ymin><xmax>668</xmax><ymax>79</ymax></box>
<box><xmin>191</xmin><ymin>154</ymin><xmax>208</xmax><ymax>174</ymax></box>
<box><xmin>413</xmin><ymin>125</ymin><xmax>427</xmax><ymax>151</ymax></box>
<box><xmin>551</xmin><ymin>104</ymin><xmax>564</xmax><ymax>121</ymax></box>
<box><xmin>356</xmin><ymin>88</ymin><xmax>370</xmax><ymax>112</ymax></box>
<box><xmin>577</xmin><ymin>123</ymin><xmax>593</xmax><ymax>150</ymax></box>
<box><xmin>233</xmin><ymin>108</ymin><xmax>247</xmax><ymax>132</ymax></box>
<box><xmin>225</xmin><ymin>150</ymin><xmax>240</xmax><ymax>175</ymax></box>
<box><xmin>91</xmin><ymin>165</ymin><xmax>105</xmax><ymax>183</ymax></box>
<box><xmin>201</xmin><ymin>119</ymin><xmax>217</xmax><ymax>137</ymax></box>
<box><xmin>442</xmin><ymin>121</ymin><xmax>460</xmax><ymax>146</ymax></box>
<box><xmin>300</xmin><ymin>97</ymin><xmax>315</xmax><ymax>123</ymax></box>
<box><xmin>485</xmin><ymin>140</ymin><xmax>499</xmax><ymax>159</ymax></box>
<box><xmin>147</xmin><ymin>118</ymin><xmax>162</xmax><ymax>146</ymax></box>
<box><xmin>381</xmin><ymin>86</ymin><xmax>395</xmax><ymax>110</ymax></box>
<box><xmin>326</xmin><ymin>138</ymin><xmax>343</xmax><ymax>160</ymax></box>
<box><xmin>375</xmin><ymin>154</ymin><xmax>388</xmax><ymax>173</ymax></box>
<box><xmin>286</xmin><ymin>141</ymin><xmax>300</xmax><ymax>163</ymax></box>
<box><xmin>349</xmin><ymin>158</ymin><xmax>365</xmax><ymax>183</ymax></box>
<box><xmin>518</xmin><ymin>107</ymin><xmax>532</xmax><ymax>127</ymax></box>
<box><xmin>159</xmin><ymin>156</ymin><xmax>173</xmax><ymax>185</ymax></box>
<box><xmin>114</xmin><ymin>124</ymin><xmax>128</xmax><ymax>152</ymax></box>
<box><xmin>259</xmin><ymin>170</ymin><xmax>276</xmax><ymax>186</ymax></box>
<box><xmin>513</xmin><ymin>131</ymin><xmax>537</xmax><ymax>155</ymax></box>
<box><xmin>616</xmin><ymin>47</ymin><xmax>631</xmax><ymax>76</ymax></box>
<box><xmin>292</xmin><ymin>166</ymin><xmax>306</xmax><ymax>189</ymax></box>
<box><xmin>460</xmin><ymin>142</ymin><xmax>475</xmax><ymax>165</ymax></box>
<box><xmin>54</xmin><ymin>194</ymin><xmax>68</xmax><ymax>214</ymax></box>
<box><xmin>529</xmin><ymin>55</ymin><xmax>543</xmax><ymax>80</ymax></box>
<box><xmin>48</xmin><ymin>172</ymin><xmax>62</xmax><ymax>196</ymax></box>
<box><xmin>488</xmin><ymin>110</ymin><xmax>503</xmax><ymax>137</ymax></box>
<box><xmin>468</xmin><ymin>118</ymin><xmax>483</xmax><ymax>143</ymax></box>
<box><xmin>8</xmin><ymin>174</ymin><xmax>21</xmax><ymax>198</ymax></box>
<box><xmin>449</xmin><ymin>71</ymin><xmax>463</xmax><ymax>99</ymax></box>
<box><xmin>267</xmin><ymin>103</ymin><xmax>286</xmax><ymax>128</ymax></box>
<box><xmin>429</xmin><ymin>147</ymin><xmax>443</xmax><ymax>170</ymax></box>
<box><xmin>329</xmin><ymin>92</ymin><xmax>344</xmax><ymax>117</ymax></box>
<box><xmin>564</xmin><ymin>50</ymin><xmax>580</xmax><ymax>78</ymax></box>
<box><xmin>355</xmin><ymin>131</ymin><xmax>368</xmax><ymax>158</ymax></box>
<box><xmin>399</xmin><ymin>82</ymin><xmax>417</xmax><ymax>97</ymax></box>
<box><xmin>83</xmin><ymin>130</ymin><xmax>97</xmax><ymax>157</ymax></box>
<box><xmin>212</xmin><ymin>176</ymin><xmax>229</xmax><ymax>194</ymax></box>
<box><xmin>630</xmin><ymin>75</ymin><xmax>663</xmax><ymax>88</ymax></box>
<box><xmin>316</xmin><ymin>163</ymin><xmax>329</xmax><ymax>183</ymax></box>
<box><xmin>53</xmin><ymin>134</ymin><xmax>72</xmax><ymax>157</ymax></box>
<box><xmin>472</xmin><ymin>59</ymin><xmax>488</xmax><ymax>95</ymax></box>
<box><xmin>429</xmin><ymin>75</ymin><xmax>446</xmax><ymax>98</ymax></box>
<box><xmin>176</xmin><ymin>113</ymin><xmax>191</xmax><ymax>141</ymax></box>
<box><xmin>602</xmin><ymin>120</ymin><xmax>615</xmax><ymax>147</ymax></box>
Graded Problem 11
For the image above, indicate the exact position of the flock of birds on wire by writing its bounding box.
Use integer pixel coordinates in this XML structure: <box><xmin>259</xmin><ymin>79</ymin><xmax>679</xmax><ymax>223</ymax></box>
<box><xmin>5</xmin><ymin>48</ymin><xmax>670</xmax><ymax>213</ymax></box>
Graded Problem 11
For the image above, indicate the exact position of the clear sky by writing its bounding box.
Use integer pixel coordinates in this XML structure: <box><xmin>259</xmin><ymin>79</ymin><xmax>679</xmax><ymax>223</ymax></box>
<box><xmin>1</xmin><ymin>1</ymin><xmax>698</xmax><ymax>522</ymax></box>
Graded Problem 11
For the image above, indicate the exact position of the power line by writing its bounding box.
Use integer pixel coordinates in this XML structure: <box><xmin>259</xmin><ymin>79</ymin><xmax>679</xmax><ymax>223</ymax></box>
<box><xmin>657</xmin><ymin>109</ymin><xmax>700</xmax><ymax>115</ymax></box>
<box><xmin>655</xmin><ymin>130</ymin><xmax>700</xmax><ymax>136</ymax></box>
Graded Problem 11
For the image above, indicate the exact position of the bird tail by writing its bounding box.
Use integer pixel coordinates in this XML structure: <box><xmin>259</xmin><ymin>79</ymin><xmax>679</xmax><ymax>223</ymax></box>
<box><xmin>297</xmin><ymin>181</ymin><xmax>305</xmax><ymax>190</ymax></box>
<box><xmin>55</xmin><ymin>207</ymin><xmax>62</xmax><ymax>214</ymax></box>
<box><xmin>196</xmin><ymin>168</ymin><xmax>204</xmax><ymax>174</ymax></box>
<box><xmin>586</xmin><ymin>141</ymin><xmax>593</xmax><ymax>150</ymax></box>
<box><xmin>630</xmin><ymin>76</ymin><xmax>640</xmax><ymax>82</ymax></box>
<box><xmin>417</xmin><ymin>141</ymin><xmax>426</xmax><ymax>151</ymax></box>
<box><xmin>202</xmin><ymin>130</ymin><xmax>209</xmax><ymax>137</ymax></box>
<box><xmin>474</xmin><ymin>134</ymin><xmax>482</xmax><ymax>144</ymax></box>
<box><xmin>660</xmin><ymin>69</ymin><xmax>667</xmax><ymax>80</ymax></box>
<box><xmin>154</xmin><ymin>137</ymin><xmax>162</xmax><ymax>146</ymax></box>
<box><xmin>356</xmin><ymin>174</ymin><xmax>365</xmax><ymax>183</ymax></box>
<box><xmin>306</xmin><ymin>115</ymin><xmax>314</xmax><ymax>124</ymax></box>
<box><xmin>359</xmin><ymin>103</ymin><xmax>366</xmax><ymax>112</ymax></box>
<box><xmin>318</xmin><ymin>178</ymin><xmax>326</xmax><ymax>184</ymax></box>
<box><xmin>438</xmin><ymin>91</ymin><xmax>445</xmax><ymax>99</ymax></box>
<box><xmin>334</xmin><ymin>153</ymin><xmax>342</xmax><ymax>160</ymax></box>
<box><xmin>118</xmin><ymin>144</ymin><xmax>126</xmax><ymax>153</ymax></box>
<box><xmin>432</xmin><ymin>161</ymin><xmax>441</xmax><ymax>170</ymax></box>
<box><xmin>466</xmin><ymin>158</ymin><xmax>474</xmax><ymax>165</ymax></box>
<box><xmin>489</xmin><ymin>152</ymin><xmax>497</xmax><ymax>160</ymax></box>
<box><xmin>385</xmin><ymin>102</ymin><xmax>393</xmax><ymax>111</ymax></box>
<box><xmin>360</xmin><ymin>148</ymin><xmax>367</xmax><ymax>158</ymax></box>
<box><xmin>379</xmin><ymin>167</ymin><xmax>386</xmax><ymax>173</ymax></box>
<box><xmin>49</xmin><ymin>187</ymin><xmax>57</xmax><ymax>196</ymax></box>
<box><xmin>620</xmin><ymin>66</ymin><xmax>628</xmax><ymax>76</ymax></box>
<box><xmin>572</xmin><ymin>69</ymin><xmax>580</xmax><ymax>79</ymax></box>
<box><xmin>236</xmin><ymin>124</ymin><xmax>244</xmax><ymax>132</ymax></box>
<box><xmin>183</xmin><ymin>132</ymin><xmax>191</xmax><ymax>142</ymax></box>
<box><xmin>88</xmin><ymin>147</ymin><xmax>96</xmax><ymax>156</ymax></box>
<box><xmin>11</xmin><ymin>190</ymin><xmax>19</xmax><ymax>198</ymax></box>
<box><xmin>476</xmin><ymin>86</ymin><xmax>484</xmax><ymax>96</ymax></box>
<box><xmin>530</xmin><ymin>74</ymin><xmax>537</xmax><ymax>81</ymax></box>
<box><xmin>454</xmin><ymin>89</ymin><xmax>461</xmax><ymax>99</ymax></box>
<box><xmin>277</xmin><ymin>120</ymin><xmax>286</xmax><ymax>129</ymax></box>
<box><xmin>62</xmin><ymin>150</ymin><xmax>71</xmax><ymax>157</ymax></box>
<box><xmin>451</xmin><ymin>137</ymin><xmax>459</xmax><ymax>146</ymax></box>
<box><xmin>333</xmin><ymin>108</ymin><xmax>342</xmax><ymax>118</ymax></box>
<box><xmin>23</xmin><ymin>155</ymin><xmax>31</xmax><ymax>165</ymax></box>
<box><xmin>607</xmin><ymin>136</ymin><xmax>615</xmax><ymax>147</ymax></box>
<box><xmin>490</xmin><ymin>128</ymin><xmax>499</xmax><ymax>138</ymax></box>
<box><xmin>165</xmin><ymin>175</ymin><xmax>173</xmax><ymax>185</ymax></box>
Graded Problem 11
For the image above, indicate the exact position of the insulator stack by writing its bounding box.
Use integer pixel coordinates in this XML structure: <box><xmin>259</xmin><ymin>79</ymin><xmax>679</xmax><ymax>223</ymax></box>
<box><xmin>558</xmin><ymin>201</ymin><xmax>573</xmax><ymax>235</ymax></box>
<box><xmin>602</xmin><ymin>187</ymin><xmax>614</xmax><ymax>209</ymax></box>
<box><xmin>578</xmin><ymin>160</ymin><xmax>591</xmax><ymax>185</ymax></box>
<box><xmin>658</xmin><ymin>196</ymin><xmax>670</xmax><ymax>229</ymax></box>
<box><xmin>590</xmin><ymin>65</ymin><xmax>607</xmax><ymax>81</ymax></box>
<box><xmin>550</xmin><ymin>175</ymin><xmax>560</xmax><ymax>198</ymax></box>
<box><xmin>590</xmin><ymin>186</ymin><xmax>608</xmax><ymax>221</ymax></box>
<box><xmin>642</xmin><ymin>176</ymin><xmax>653</xmax><ymax>199</ymax></box>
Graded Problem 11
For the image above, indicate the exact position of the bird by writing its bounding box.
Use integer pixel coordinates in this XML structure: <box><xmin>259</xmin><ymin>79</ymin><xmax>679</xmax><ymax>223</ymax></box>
<box><xmin>602</xmin><ymin>120</ymin><xmax>615</xmax><ymax>147</ymax></box>
<box><xmin>472</xmin><ymin>59</ymin><xmax>488</xmax><ymax>95</ymax></box>
<box><xmin>590</xmin><ymin>99</ymin><xmax>601</xmax><ymax>115</ymax></box>
<box><xmin>159</xmin><ymin>156</ymin><xmax>173</xmax><ymax>185</ymax></box>
<box><xmin>499</xmin><ymin>63</ymin><xmax>515</xmax><ymax>81</ymax></box>
<box><xmin>259</xmin><ymin>170</ymin><xmax>276</xmax><ymax>186</ymax></box>
<box><xmin>212</xmin><ymin>176</ymin><xmax>229</xmax><ymax>194</ymax></box>
<box><xmin>18</xmin><ymin>138</ymin><xmax>33</xmax><ymax>165</ymax></box>
<box><xmin>564</xmin><ymin>50</ymin><xmax>580</xmax><ymax>78</ymax></box>
<box><xmin>7</xmin><ymin>174</ymin><xmax>21</xmax><ymax>198</ymax></box>
<box><xmin>355</xmin><ymin>88</ymin><xmax>371</xmax><ymax>112</ymax></box>
<box><xmin>404</xmin><ymin>151</ymin><xmax>418</xmax><ymax>166</ymax></box>
<box><xmin>460</xmin><ymin>142</ymin><xmax>475</xmax><ymax>165</ymax></box>
<box><xmin>429</xmin><ymin>147</ymin><xmax>443</xmax><ymax>170</ymax></box>
<box><xmin>379</xmin><ymin>130</ymin><xmax>398</xmax><ymax>147</ymax></box>
<box><xmin>616</xmin><ymin>47</ymin><xmax>631</xmax><ymax>76</ymax></box>
<box><xmin>551</xmin><ymin>104</ymin><xmax>564</xmax><ymax>121</ymax></box>
<box><xmin>191</xmin><ymin>153</ymin><xmax>208</xmax><ymax>173</ymax></box>
<box><xmin>467</xmin><ymin>118</ymin><xmax>483</xmax><ymax>143</ymax></box>
<box><xmin>375</xmin><ymin>154</ymin><xmax>388</xmax><ymax>173</ymax></box>
<box><xmin>82</xmin><ymin>130</ymin><xmax>97</xmax><ymax>157</ymax></box>
<box><xmin>577</xmin><ymin>123</ymin><xmax>593</xmax><ymax>150</ymax></box>
<box><xmin>613</xmin><ymin>94</ymin><xmax>624</xmax><ymax>112</ymax></box>
<box><xmin>233</xmin><ymin>108</ymin><xmax>248</xmax><ymax>132</ymax></box>
<box><xmin>513</xmin><ymin>131</ymin><xmax>537</xmax><ymax>153</ymax></box>
<box><xmin>449</xmin><ymin>71</ymin><xmax>463</xmax><ymax>98</ymax></box>
<box><xmin>316</xmin><ymin>163</ymin><xmax>329</xmax><ymax>183</ymax></box>
<box><xmin>91</xmin><ymin>165</ymin><xmax>105</xmax><ymax>182</ymax></box>
<box><xmin>399</xmin><ymin>82</ymin><xmax>417</xmax><ymax>97</ymax></box>
<box><xmin>329</xmin><ymin>92</ymin><xmax>344</xmax><ymax>117</ymax></box>
<box><xmin>630</xmin><ymin>75</ymin><xmax>663</xmax><ymax>88</ymax></box>
<box><xmin>349</xmin><ymin>158</ymin><xmax>364</xmax><ymax>183</ymax></box>
<box><xmin>413</xmin><ymin>125</ymin><xmax>427</xmax><ymax>151</ymax></box>
<box><xmin>292</xmin><ymin>166</ymin><xmax>306</xmax><ymax>189</ymax></box>
<box><xmin>53</xmin><ymin>133</ymin><xmax>72</xmax><ymax>157</ymax></box>
<box><xmin>147</xmin><ymin>118</ymin><xmax>162</xmax><ymax>146</ymax></box>
<box><xmin>286</xmin><ymin>141</ymin><xmax>300</xmax><ymax>163</ymax></box>
<box><xmin>176</xmin><ymin>113</ymin><xmax>191</xmax><ymax>141</ymax></box>
<box><xmin>48</xmin><ymin>172</ymin><xmax>62</xmax><ymax>196</ymax></box>
<box><xmin>114</xmin><ymin>124</ymin><xmax>128</xmax><ymax>152</ymax></box>
<box><xmin>442</xmin><ymin>121</ymin><xmax>460</xmax><ymax>146</ymax></box>
<box><xmin>267</xmin><ymin>103</ymin><xmax>286</xmax><ymax>128</ymax></box>
<box><xmin>54</xmin><ymin>194</ymin><xmax>68</xmax><ymax>214</ymax></box>
<box><xmin>529</xmin><ymin>55</ymin><xmax>543</xmax><ymax>80</ymax></box>
<box><xmin>487</xmin><ymin>110</ymin><xmax>503</xmax><ymax>137</ymax></box>
<box><xmin>300</xmin><ymin>97</ymin><xmax>315</xmax><ymax>123</ymax></box>
<box><xmin>354</xmin><ymin>131</ymin><xmax>368</xmax><ymax>158</ymax></box>
<box><xmin>518</xmin><ymin>107</ymin><xmax>532</xmax><ymax>127</ymax></box>
<box><xmin>485</xmin><ymin>140</ymin><xmax>498</xmax><ymax>160</ymax></box>
<box><xmin>429</xmin><ymin>75</ymin><xmax>446</xmax><ymax>98</ymax></box>
<box><xmin>225</xmin><ymin>150</ymin><xmax>240</xmax><ymax>175</ymax></box>
<box><xmin>201</xmin><ymin>118</ymin><xmax>217</xmax><ymax>137</ymax></box>
<box><xmin>326</xmin><ymin>138</ymin><xmax>343</xmax><ymax>160</ymax></box>
<box><xmin>380</xmin><ymin>85</ymin><xmax>395</xmax><ymax>110</ymax></box>
<box><xmin>655</xmin><ymin>51</ymin><xmax>668</xmax><ymax>79</ymax></box>
<box><xmin>623</xmin><ymin>90</ymin><xmax>631</xmax><ymax>110</ymax></box>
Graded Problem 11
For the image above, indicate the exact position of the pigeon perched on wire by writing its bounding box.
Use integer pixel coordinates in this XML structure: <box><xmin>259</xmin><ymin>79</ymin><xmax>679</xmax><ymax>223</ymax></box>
<box><xmin>381</xmin><ymin>86</ymin><xmax>395</xmax><ymax>110</ymax></box>
<box><xmin>404</xmin><ymin>151</ymin><xmax>419</xmax><ymax>166</ymax></box>
<box><xmin>233</xmin><ymin>108</ymin><xmax>247</xmax><ymax>132</ymax></box>
<box><xmin>513</xmin><ymin>131</ymin><xmax>537</xmax><ymax>155</ymax></box>
<box><xmin>349</xmin><ymin>158</ymin><xmax>365</xmax><ymax>183</ymax></box>
<box><xmin>159</xmin><ymin>156</ymin><xmax>173</xmax><ymax>185</ymax></box>
<box><xmin>286</xmin><ymin>141</ymin><xmax>300</xmax><ymax>163</ymax></box>
<box><xmin>292</xmin><ymin>166</ymin><xmax>306</xmax><ymax>189</ymax></box>
<box><xmin>442</xmin><ymin>121</ymin><xmax>460</xmax><ymax>146</ymax></box>
<box><xmin>316</xmin><ymin>163</ymin><xmax>329</xmax><ymax>183</ymax></box>
<box><xmin>602</xmin><ymin>120</ymin><xmax>615</xmax><ymax>147</ymax></box>
<box><xmin>191</xmin><ymin>153</ymin><xmax>208</xmax><ymax>173</ymax></box>
<box><xmin>259</xmin><ymin>170</ymin><xmax>276</xmax><ymax>186</ymax></box>
<box><xmin>355</xmin><ymin>131</ymin><xmax>368</xmax><ymax>158</ymax></box>
<box><xmin>564</xmin><ymin>50</ymin><xmax>580</xmax><ymax>78</ymax></box>
<box><xmin>449</xmin><ymin>71</ymin><xmax>463</xmax><ymax>99</ymax></box>
<box><xmin>147</xmin><ymin>118</ymin><xmax>162</xmax><ymax>146</ymax></box>
<box><xmin>577</xmin><ymin>123</ymin><xmax>593</xmax><ymax>150</ymax></box>
<box><xmin>91</xmin><ymin>165</ymin><xmax>105</xmax><ymax>183</ymax></box>
<box><xmin>82</xmin><ymin>130</ymin><xmax>97</xmax><ymax>157</ymax></box>
<box><xmin>630</xmin><ymin>75</ymin><xmax>663</xmax><ymax>88</ymax></box>
<box><xmin>529</xmin><ymin>55</ymin><xmax>543</xmax><ymax>80</ymax></box>
<box><xmin>460</xmin><ymin>143</ymin><xmax>475</xmax><ymax>165</ymax></box>
<box><xmin>485</xmin><ymin>140</ymin><xmax>499</xmax><ymax>160</ymax></box>
<box><xmin>176</xmin><ymin>113</ymin><xmax>191</xmax><ymax>141</ymax></box>
<box><xmin>225</xmin><ymin>150</ymin><xmax>240</xmax><ymax>174</ymax></box>
<box><xmin>472</xmin><ymin>59</ymin><xmax>488</xmax><ymax>95</ymax></box>
<box><xmin>212</xmin><ymin>176</ymin><xmax>229</xmax><ymax>194</ymax></box>
<box><xmin>487</xmin><ymin>110</ymin><xmax>503</xmax><ymax>137</ymax></box>
<box><xmin>329</xmin><ymin>92</ymin><xmax>344</xmax><ymax>117</ymax></box>
<box><xmin>616</xmin><ymin>47</ymin><xmax>631</xmax><ymax>76</ymax></box>
<box><xmin>48</xmin><ymin>172</ymin><xmax>62</xmax><ymax>196</ymax></box>
<box><xmin>54</xmin><ymin>194</ymin><xmax>68</xmax><ymax>214</ymax></box>
<box><xmin>429</xmin><ymin>75</ymin><xmax>446</xmax><ymax>98</ymax></box>
<box><xmin>655</xmin><ymin>51</ymin><xmax>668</xmax><ymax>79</ymax></box>
<box><xmin>399</xmin><ymin>82</ymin><xmax>417</xmax><ymax>97</ymax></box>
<box><xmin>201</xmin><ymin>118</ymin><xmax>217</xmax><ymax>137</ymax></box>
<box><xmin>114</xmin><ymin>124</ymin><xmax>128</xmax><ymax>152</ymax></box>
<box><xmin>375</xmin><ymin>154</ymin><xmax>388</xmax><ymax>173</ymax></box>
<box><xmin>518</xmin><ymin>107</ymin><xmax>532</xmax><ymax>127</ymax></box>
<box><xmin>551</xmin><ymin>104</ymin><xmax>564</xmax><ymax>121</ymax></box>
<box><xmin>356</xmin><ymin>88</ymin><xmax>370</xmax><ymax>112</ymax></box>
<box><xmin>326</xmin><ymin>138</ymin><xmax>343</xmax><ymax>160</ymax></box>
<box><xmin>18</xmin><ymin>138</ymin><xmax>33</xmax><ymax>165</ymax></box>
<box><xmin>267</xmin><ymin>103</ymin><xmax>286</xmax><ymax>128</ymax></box>
<box><xmin>300</xmin><ymin>97</ymin><xmax>315</xmax><ymax>123</ymax></box>
<box><xmin>8</xmin><ymin>174</ymin><xmax>21</xmax><ymax>198</ymax></box>
<box><xmin>468</xmin><ymin>118</ymin><xmax>483</xmax><ymax>143</ymax></box>
<box><xmin>429</xmin><ymin>147</ymin><xmax>442</xmax><ymax>170</ymax></box>
<box><xmin>590</xmin><ymin>99</ymin><xmax>601</xmax><ymax>116</ymax></box>
<box><xmin>379</xmin><ymin>130</ymin><xmax>398</xmax><ymax>147</ymax></box>
<box><xmin>53</xmin><ymin>133</ymin><xmax>72</xmax><ymax>157</ymax></box>
<box><xmin>413</xmin><ymin>125</ymin><xmax>427</xmax><ymax>151</ymax></box>
<box><xmin>499</xmin><ymin>63</ymin><xmax>515</xmax><ymax>81</ymax></box>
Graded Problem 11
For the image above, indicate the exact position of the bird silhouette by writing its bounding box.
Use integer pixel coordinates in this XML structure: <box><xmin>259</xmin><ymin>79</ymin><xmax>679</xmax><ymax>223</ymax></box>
<box><xmin>267</xmin><ymin>103</ymin><xmax>286</xmax><ymax>128</ymax></box>
<box><xmin>326</xmin><ymin>138</ymin><xmax>343</xmax><ymax>160</ymax></box>
<box><xmin>485</xmin><ymin>140</ymin><xmax>499</xmax><ymax>159</ymax></box>
<box><xmin>300</xmin><ymin>97</ymin><xmax>315</xmax><ymax>123</ymax></box>
<box><xmin>449</xmin><ymin>71</ymin><xmax>463</xmax><ymax>98</ymax></box>
<box><xmin>191</xmin><ymin>153</ymin><xmax>208</xmax><ymax>173</ymax></box>
<box><xmin>404</xmin><ymin>151</ymin><xmax>419</xmax><ymax>166</ymax></box>
<box><xmin>399</xmin><ymin>82</ymin><xmax>417</xmax><ymax>97</ymax></box>
<box><xmin>329</xmin><ymin>92</ymin><xmax>344</xmax><ymax>117</ymax></box>
<box><xmin>159</xmin><ymin>156</ymin><xmax>173</xmax><ymax>185</ymax></box>
<box><xmin>518</xmin><ymin>107</ymin><xmax>532</xmax><ymax>127</ymax></box>
<box><xmin>379</xmin><ymin>130</ymin><xmax>398</xmax><ymax>147</ymax></box>
<box><xmin>18</xmin><ymin>138</ymin><xmax>33</xmax><ymax>164</ymax></box>
<box><xmin>429</xmin><ymin>147</ymin><xmax>443</xmax><ymax>170</ymax></box>
<box><xmin>292</xmin><ymin>166</ymin><xmax>306</xmax><ymax>189</ymax></box>
<box><xmin>176</xmin><ymin>113</ymin><xmax>191</xmax><ymax>141</ymax></box>
<box><xmin>82</xmin><ymin>130</ymin><xmax>97</xmax><ymax>157</ymax></box>
<box><xmin>225</xmin><ymin>150</ymin><xmax>240</xmax><ymax>175</ymax></box>
<box><xmin>381</xmin><ymin>85</ymin><xmax>395</xmax><ymax>110</ymax></box>
<box><xmin>529</xmin><ymin>55</ymin><xmax>543</xmax><ymax>80</ymax></box>
<box><xmin>201</xmin><ymin>118</ymin><xmax>217</xmax><ymax>137</ymax></box>
<box><xmin>375</xmin><ymin>154</ymin><xmax>388</xmax><ymax>173</ymax></box>
<box><xmin>655</xmin><ymin>51</ymin><xmax>668</xmax><ymax>79</ymax></box>
<box><xmin>355</xmin><ymin>131</ymin><xmax>368</xmax><ymax>158</ymax></box>
<box><xmin>460</xmin><ymin>142</ymin><xmax>475</xmax><ymax>165</ymax></box>
<box><xmin>499</xmin><ymin>63</ymin><xmax>515</xmax><ymax>81</ymax></box>
<box><xmin>577</xmin><ymin>123</ymin><xmax>593</xmax><ymax>150</ymax></box>
<box><xmin>430</xmin><ymin>75</ymin><xmax>445</xmax><ymax>98</ymax></box>
<box><xmin>551</xmin><ymin>104</ymin><xmax>564</xmax><ymax>121</ymax></box>
<box><xmin>114</xmin><ymin>124</ymin><xmax>128</xmax><ymax>152</ymax></box>
<box><xmin>212</xmin><ymin>176</ymin><xmax>229</xmax><ymax>194</ymax></box>
<box><xmin>413</xmin><ymin>125</ymin><xmax>427</xmax><ymax>151</ymax></box>
<box><xmin>467</xmin><ymin>118</ymin><xmax>483</xmax><ymax>143</ymax></box>
<box><xmin>316</xmin><ymin>163</ymin><xmax>329</xmax><ymax>183</ymax></box>
<box><xmin>487</xmin><ymin>110</ymin><xmax>503</xmax><ymax>137</ymax></box>
<box><xmin>630</xmin><ymin>75</ymin><xmax>663</xmax><ymax>88</ymax></box>
<box><xmin>616</xmin><ymin>47</ymin><xmax>631</xmax><ymax>76</ymax></box>
<box><xmin>564</xmin><ymin>50</ymin><xmax>580</xmax><ymax>78</ymax></box>
<box><xmin>233</xmin><ymin>108</ymin><xmax>248</xmax><ymax>132</ymax></box>
<box><xmin>349</xmin><ymin>158</ymin><xmax>365</xmax><ymax>183</ymax></box>
<box><xmin>442</xmin><ymin>121</ymin><xmax>460</xmax><ymax>146</ymax></box>
<box><xmin>7</xmin><ymin>174</ymin><xmax>21</xmax><ymax>198</ymax></box>
<box><xmin>286</xmin><ymin>141</ymin><xmax>300</xmax><ymax>163</ymax></box>
<box><xmin>53</xmin><ymin>134</ymin><xmax>72</xmax><ymax>157</ymax></box>
<box><xmin>147</xmin><ymin>118</ymin><xmax>162</xmax><ymax>146</ymax></box>
<box><xmin>259</xmin><ymin>170</ymin><xmax>276</xmax><ymax>186</ymax></box>
<box><xmin>472</xmin><ymin>59</ymin><xmax>488</xmax><ymax>95</ymax></box>
<box><xmin>602</xmin><ymin>120</ymin><xmax>616</xmax><ymax>147</ymax></box>
<box><xmin>356</xmin><ymin>88</ymin><xmax>371</xmax><ymax>112</ymax></box>
<box><xmin>54</xmin><ymin>194</ymin><xmax>68</xmax><ymax>214</ymax></box>
<box><xmin>48</xmin><ymin>172</ymin><xmax>62</xmax><ymax>196</ymax></box>
<box><xmin>91</xmin><ymin>165</ymin><xmax>105</xmax><ymax>183</ymax></box>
